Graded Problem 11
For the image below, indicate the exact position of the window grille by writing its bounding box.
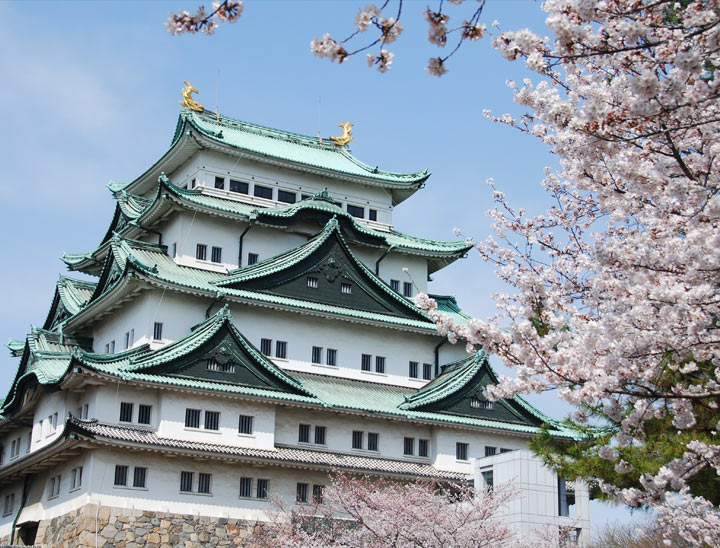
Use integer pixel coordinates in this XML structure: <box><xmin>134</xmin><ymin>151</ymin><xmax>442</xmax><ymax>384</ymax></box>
<box><xmin>307</xmin><ymin>277</ymin><xmax>318</xmax><ymax>288</ymax></box>
<box><xmin>153</xmin><ymin>322</ymin><xmax>163</xmax><ymax>341</ymax></box>
<box><xmin>185</xmin><ymin>408</ymin><xmax>201</xmax><ymax>428</ymax></box>
<box><xmin>238</xmin><ymin>415</ymin><xmax>254</xmax><ymax>435</ymax></box>
<box><xmin>119</xmin><ymin>402</ymin><xmax>133</xmax><ymax>422</ymax></box>
<box><xmin>409</xmin><ymin>361</ymin><xmax>418</xmax><ymax>378</ymax></box>
<box><xmin>456</xmin><ymin>442</ymin><xmax>469</xmax><ymax>461</ymax></box>
<box><xmin>180</xmin><ymin>471</ymin><xmax>193</xmax><ymax>492</ymax></box>
<box><xmin>138</xmin><ymin>404</ymin><xmax>152</xmax><ymax>425</ymax></box>
<box><xmin>204</xmin><ymin>411</ymin><xmax>220</xmax><ymax>431</ymax></box>
<box><xmin>133</xmin><ymin>467</ymin><xmax>147</xmax><ymax>488</ymax></box>
<box><xmin>340</xmin><ymin>282</ymin><xmax>352</xmax><ymax>294</ymax></box>
<box><xmin>260</xmin><ymin>338</ymin><xmax>272</xmax><ymax>356</ymax></box>
<box><xmin>276</xmin><ymin>341</ymin><xmax>287</xmax><ymax>359</ymax></box>
<box><xmin>352</xmin><ymin>430</ymin><xmax>363</xmax><ymax>449</ymax></box>
<box><xmin>311</xmin><ymin>346</ymin><xmax>323</xmax><ymax>364</ymax></box>
<box><xmin>419</xmin><ymin>439</ymin><xmax>429</xmax><ymax>457</ymax></box>
<box><xmin>368</xmin><ymin>432</ymin><xmax>379</xmax><ymax>451</ymax></box>
<box><xmin>198</xmin><ymin>473</ymin><xmax>212</xmax><ymax>494</ymax></box>
<box><xmin>403</xmin><ymin>281</ymin><xmax>413</xmax><ymax>297</ymax></box>
<box><xmin>296</xmin><ymin>482</ymin><xmax>308</xmax><ymax>503</ymax></box>
<box><xmin>114</xmin><ymin>465</ymin><xmax>128</xmax><ymax>486</ymax></box>
<box><xmin>256</xmin><ymin>479</ymin><xmax>269</xmax><ymax>499</ymax></box>
<box><xmin>326</xmin><ymin>348</ymin><xmax>337</xmax><ymax>366</ymax></box>
<box><xmin>314</xmin><ymin>426</ymin><xmax>326</xmax><ymax>445</ymax></box>
<box><xmin>196</xmin><ymin>244</ymin><xmax>207</xmax><ymax>261</ymax></box>
<box><xmin>211</xmin><ymin>246</ymin><xmax>222</xmax><ymax>263</ymax></box>
<box><xmin>390</xmin><ymin>279</ymin><xmax>400</xmax><ymax>292</ymax></box>
<box><xmin>361</xmin><ymin>354</ymin><xmax>371</xmax><ymax>371</ymax></box>
<box><xmin>375</xmin><ymin>356</ymin><xmax>386</xmax><ymax>374</ymax></box>
<box><xmin>239</xmin><ymin>477</ymin><xmax>252</xmax><ymax>498</ymax></box>
<box><xmin>298</xmin><ymin>424</ymin><xmax>310</xmax><ymax>443</ymax></box>
<box><xmin>404</xmin><ymin>437</ymin><xmax>415</xmax><ymax>456</ymax></box>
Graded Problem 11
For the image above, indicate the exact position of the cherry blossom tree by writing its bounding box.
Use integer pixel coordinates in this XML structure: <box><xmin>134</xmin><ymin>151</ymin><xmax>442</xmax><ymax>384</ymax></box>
<box><xmin>167</xmin><ymin>0</ymin><xmax>720</xmax><ymax>541</ymax></box>
<box><xmin>246</xmin><ymin>473</ymin><xmax>565</xmax><ymax>548</ymax></box>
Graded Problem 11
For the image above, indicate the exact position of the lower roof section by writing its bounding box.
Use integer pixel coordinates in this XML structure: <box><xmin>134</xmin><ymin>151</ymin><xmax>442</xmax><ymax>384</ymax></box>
<box><xmin>69</xmin><ymin>417</ymin><xmax>467</xmax><ymax>480</ymax></box>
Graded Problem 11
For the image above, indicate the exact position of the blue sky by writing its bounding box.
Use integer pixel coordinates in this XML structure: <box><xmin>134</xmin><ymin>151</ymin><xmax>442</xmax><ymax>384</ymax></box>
<box><xmin>0</xmin><ymin>0</ymin><xmax>640</xmax><ymax>530</ymax></box>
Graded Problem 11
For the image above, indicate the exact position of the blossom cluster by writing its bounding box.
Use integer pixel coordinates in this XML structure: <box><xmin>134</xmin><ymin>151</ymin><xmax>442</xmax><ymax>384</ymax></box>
<box><xmin>165</xmin><ymin>0</ymin><xmax>243</xmax><ymax>35</ymax></box>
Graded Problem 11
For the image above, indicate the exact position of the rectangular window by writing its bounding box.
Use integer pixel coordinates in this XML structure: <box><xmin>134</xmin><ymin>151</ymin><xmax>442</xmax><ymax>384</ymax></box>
<box><xmin>456</xmin><ymin>442</ymin><xmax>469</xmax><ymax>461</ymax></box>
<box><xmin>313</xmin><ymin>484</ymin><xmax>324</xmax><ymax>504</ymax></box>
<box><xmin>419</xmin><ymin>439</ymin><xmax>429</xmax><ymax>457</ymax></box>
<box><xmin>314</xmin><ymin>426</ymin><xmax>326</xmax><ymax>445</ymax></box>
<box><xmin>204</xmin><ymin>411</ymin><xmax>220</xmax><ymax>431</ymax></box>
<box><xmin>482</xmin><ymin>470</ymin><xmax>494</xmax><ymax>490</ymax></box>
<box><xmin>367</xmin><ymin>432</ymin><xmax>379</xmax><ymax>452</ymax></box>
<box><xmin>278</xmin><ymin>190</ymin><xmax>296</xmax><ymax>204</ymax></box>
<box><xmin>361</xmin><ymin>354</ymin><xmax>371</xmax><ymax>371</ymax></box>
<box><xmin>207</xmin><ymin>358</ymin><xmax>220</xmax><ymax>371</ymax></box>
<box><xmin>404</xmin><ymin>437</ymin><xmax>415</xmax><ymax>456</ymax></box>
<box><xmin>260</xmin><ymin>338</ymin><xmax>272</xmax><ymax>356</ymax></box>
<box><xmin>485</xmin><ymin>446</ymin><xmax>497</xmax><ymax>457</ymax></box>
<box><xmin>253</xmin><ymin>184</ymin><xmax>273</xmax><ymax>200</ymax></box>
<box><xmin>275</xmin><ymin>340</ymin><xmax>287</xmax><ymax>359</ymax></box>
<box><xmin>352</xmin><ymin>430</ymin><xmax>363</xmax><ymax>450</ymax></box>
<box><xmin>129</xmin><ymin>329</ymin><xmax>134</xmax><ymax>346</ymax></box>
<box><xmin>403</xmin><ymin>281</ymin><xmax>413</xmax><ymax>297</ymax></box>
<box><xmin>326</xmin><ymin>348</ymin><xmax>337</xmax><ymax>366</ymax></box>
<box><xmin>423</xmin><ymin>363</ymin><xmax>433</xmax><ymax>381</ymax></box>
<box><xmin>375</xmin><ymin>356</ymin><xmax>386</xmax><ymax>374</ymax></box>
<box><xmin>409</xmin><ymin>361</ymin><xmax>419</xmax><ymax>378</ymax></box>
<box><xmin>390</xmin><ymin>279</ymin><xmax>400</xmax><ymax>292</ymax></box>
<box><xmin>256</xmin><ymin>478</ymin><xmax>269</xmax><ymax>499</ymax></box>
<box><xmin>119</xmin><ymin>402</ymin><xmax>133</xmax><ymax>423</ymax></box>
<box><xmin>211</xmin><ymin>246</ymin><xmax>222</xmax><ymax>263</ymax></box>
<box><xmin>296</xmin><ymin>482</ymin><xmax>308</xmax><ymax>503</ymax></box>
<box><xmin>71</xmin><ymin>466</ymin><xmax>83</xmax><ymax>489</ymax></box>
<box><xmin>171</xmin><ymin>242</ymin><xmax>177</xmax><ymax>258</ymax></box>
<box><xmin>470</xmin><ymin>397</ymin><xmax>493</xmax><ymax>409</ymax></box>
<box><xmin>138</xmin><ymin>404</ymin><xmax>152</xmax><ymax>425</ymax></box>
<box><xmin>340</xmin><ymin>282</ymin><xmax>352</xmax><ymax>294</ymax></box>
<box><xmin>3</xmin><ymin>494</ymin><xmax>14</xmax><ymax>516</ymax></box>
<box><xmin>369</xmin><ymin>209</ymin><xmax>377</xmax><ymax>221</ymax></box>
<box><xmin>247</xmin><ymin>252</ymin><xmax>259</xmax><ymax>265</ymax></box>
<box><xmin>298</xmin><ymin>423</ymin><xmax>311</xmax><ymax>443</ymax></box>
<box><xmin>180</xmin><ymin>471</ymin><xmax>193</xmax><ymax>492</ymax></box>
<box><xmin>214</xmin><ymin>176</ymin><xmax>225</xmax><ymax>189</ymax></box>
<box><xmin>81</xmin><ymin>404</ymin><xmax>89</xmax><ymax>419</ymax></box>
<box><xmin>114</xmin><ymin>465</ymin><xmax>128</xmax><ymax>486</ymax></box>
<box><xmin>301</xmin><ymin>194</ymin><xmax>312</xmax><ymax>200</ymax></box>
<box><xmin>307</xmin><ymin>277</ymin><xmax>318</xmax><ymax>288</ymax></box>
<box><xmin>229</xmin><ymin>179</ymin><xmax>248</xmax><ymax>194</ymax></box>
<box><xmin>133</xmin><ymin>467</ymin><xmax>147</xmax><ymax>488</ymax></box>
<box><xmin>124</xmin><ymin>331</ymin><xmax>130</xmax><ymax>350</ymax></box>
<box><xmin>500</xmin><ymin>448</ymin><xmax>513</xmax><ymax>454</ymax></box>
<box><xmin>239</xmin><ymin>477</ymin><xmax>252</xmax><ymax>498</ymax></box>
<box><xmin>153</xmin><ymin>322</ymin><xmax>163</xmax><ymax>341</ymax></box>
<box><xmin>196</xmin><ymin>243</ymin><xmax>207</xmax><ymax>261</ymax></box>
<box><xmin>347</xmin><ymin>204</ymin><xmax>364</xmax><ymax>218</ymax></box>
<box><xmin>190</xmin><ymin>178</ymin><xmax>196</xmax><ymax>189</ymax></box>
<box><xmin>311</xmin><ymin>346</ymin><xmax>323</xmax><ymax>364</ymax></box>
<box><xmin>110</xmin><ymin>340</ymin><xmax>115</xmax><ymax>354</ymax></box>
<box><xmin>198</xmin><ymin>473</ymin><xmax>212</xmax><ymax>494</ymax></box>
<box><xmin>104</xmin><ymin>343</ymin><xmax>109</xmax><ymax>353</ymax></box>
<box><xmin>185</xmin><ymin>408</ymin><xmax>201</xmax><ymax>429</ymax></box>
<box><xmin>238</xmin><ymin>415</ymin><xmax>254</xmax><ymax>435</ymax></box>
<box><xmin>48</xmin><ymin>475</ymin><xmax>61</xmax><ymax>498</ymax></box>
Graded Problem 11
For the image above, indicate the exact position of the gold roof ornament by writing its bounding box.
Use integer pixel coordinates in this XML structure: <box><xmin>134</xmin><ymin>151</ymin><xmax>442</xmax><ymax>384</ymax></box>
<box><xmin>179</xmin><ymin>81</ymin><xmax>204</xmax><ymax>112</ymax></box>
<box><xmin>330</xmin><ymin>122</ymin><xmax>354</xmax><ymax>147</ymax></box>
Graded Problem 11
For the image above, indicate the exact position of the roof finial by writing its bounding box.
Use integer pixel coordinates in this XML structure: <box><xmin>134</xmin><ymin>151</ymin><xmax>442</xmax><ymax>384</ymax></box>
<box><xmin>179</xmin><ymin>81</ymin><xmax>204</xmax><ymax>112</ymax></box>
<box><xmin>330</xmin><ymin>122</ymin><xmax>354</xmax><ymax>147</ymax></box>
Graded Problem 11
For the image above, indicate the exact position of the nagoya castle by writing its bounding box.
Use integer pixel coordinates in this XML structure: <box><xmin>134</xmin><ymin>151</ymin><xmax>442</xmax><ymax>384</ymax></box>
<box><xmin>0</xmin><ymin>85</ymin><xmax>589</xmax><ymax>546</ymax></box>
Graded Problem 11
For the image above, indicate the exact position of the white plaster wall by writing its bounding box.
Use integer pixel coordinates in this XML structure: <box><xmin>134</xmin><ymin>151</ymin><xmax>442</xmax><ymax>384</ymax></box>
<box><xmin>90</xmin><ymin>291</ymin><xmax>159</xmax><ymax>354</ymax></box>
<box><xmin>230</xmin><ymin>304</ymin><xmax>443</xmax><ymax>382</ymax></box>
<box><xmin>433</xmin><ymin>428</ymin><xmax>529</xmax><ymax>474</ymax></box>
<box><xmin>92</xmin><ymin>384</ymin><xmax>160</xmax><ymax>427</ymax></box>
<box><xmin>168</xmin><ymin>150</ymin><xmax>396</xmax><ymax>225</ymax></box>
<box><xmin>0</xmin><ymin>477</ymin><xmax>26</xmax><ymax>537</ymax></box>
<box><xmin>351</xmin><ymin>248</ymin><xmax>428</xmax><ymax>295</ymax></box>
<box><xmin>157</xmin><ymin>391</ymin><xmax>275</xmax><ymax>450</ymax></box>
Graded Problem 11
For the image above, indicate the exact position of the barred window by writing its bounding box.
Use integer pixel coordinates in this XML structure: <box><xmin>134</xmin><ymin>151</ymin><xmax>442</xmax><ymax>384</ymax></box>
<box><xmin>456</xmin><ymin>442</ymin><xmax>469</xmax><ymax>461</ymax></box>
<box><xmin>352</xmin><ymin>430</ymin><xmax>363</xmax><ymax>450</ymax></box>
<box><xmin>326</xmin><ymin>348</ymin><xmax>337</xmax><ymax>366</ymax></box>
<box><xmin>198</xmin><ymin>473</ymin><xmax>211</xmax><ymax>494</ymax></box>
<box><xmin>313</xmin><ymin>484</ymin><xmax>324</xmax><ymax>504</ymax></box>
<box><xmin>298</xmin><ymin>423</ymin><xmax>310</xmax><ymax>443</ymax></box>
<box><xmin>409</xmin><ymin>361</ymin><xmax>419</xmax><ymax>378</ymax></box>
<box><xmin>238</xmin><ymin>415</ymin><xmax>254</xmax><ymax>435</ymax></box>
<box><xmin>404</xmin><ymin>437</ymin><xmax>415</xmax><ymax>456</ymax></box>
<box><xmin>470</xmin><ymin>397</ymin><xmax>493</xmax><ymax>409</ymax></box>
<box><xmin>296</xmin><ymin>482</ymin><xmax>308</xmax><ymax>503</ymax></box>
<box><xmin>403</xmin><ymin>281</ymin><xmax>413</xmax><ymax>297</ymax></box>
<box><xmin>196</xmin><ymin>243</ymin><xmax>207</xmax><ymax>261</ymax></box>
<box><xmin>247</xmin><ymin>252</ymin><xmax>259</xmax><ymax>265</ymax></box>
<box><xmin>307</xmin><ymin>277</ymin><xmax>318</xmax><ymax>288</ymax></box>
<box><xmin>153</xmin><ymin>322</ymin><xmax>163</xmax><ymax>341</ymax></box>
<box><xmin>114</xmin><ymin>465</ymin><xmax>128</xmax><ymax>486</ymax></box>
<box><xmin>423</xmin><ymin>363</ymin><xmax>433</xmax><ymax>381</ymax></box>
<box><xmin>239</xmin><ymin>477</ymin><xmax>252</xmax><ymax>498</ymax></box>
<box><xmin>375</xmin><ymin>356</ymin><xmax>386</xmax><ymax>374</ymax></box>
<box><xmin>485</xmin><ymin>446</ymin><xmax>497</xmax><ymax>457</ymax></box>
<box><xmin>256</xmin><ymin>478</ymin><xmax>269</xmax><ymax>499</ymax></box>
<box><xmin>276</xmin><ymin>341</ymin><xmax>287</xmax><ymax>359</ymax></box>
<box><xmin>361</xmin><ymin>354</ymin><xmax>371</xmax><ymax>371</ymax></box>
<box><xmin>419</xmin><ymin>439</ymin><xmax>429</xmax><ymax>457</ymax></box>
<box><xmin>204</xmin><ymin>411</ymin><xmax>220</xmax><ymax>431</ymax></box>
<box><xmin>368</xmin><ymin>432</ymin><xmax>379</xmax><ymax>452</ymax></box>
<box><xmin>340</xmin><ymin>282</ymin><xmax>352</xmax><ymax>294</ymax></box>
<box><xmin>138</xmin><ymin>404</ymin><xmax>152</xmax><ymax>425</ymax></box>
<box><xmin>211</xmin><ymin>246</ymin><xmax>222</xmax><ymax>263</ymax></box>
<box><xmin>260</xmin><ymin>338</ymin><xmax>272</xmax><ymax>356</ymax></box>
<box><xmin>314</xmin><ymin>426</ymin><xmax>326</xmax><ymax>445</ymax></box>
<box><xmin>311</xmin><ymin>346</ymin><xmax>323</xmax><ymax>364</ymax></box>
<box><xmin>185</xmin><ymin>408</ymin><xmax>201</xmax><ymax>429</ymax></box>
<box><xmin>180</xmin><ymin>471</ymin><xmax>193</xmax><ymax>492</ymax></box>
<box><xmin>119</xmin><ymin>402</ymin><xmax>133</xmax><ymax>423</ymax></box>
<box><xmin>390</xmin><ymin>279</ymin><xmax>400</xmax><ymax>292</ymax></box>
<box><xmin>133</xmin><ymin>467</ymin><xmax>147</xmax><ymax>488</ymax></box>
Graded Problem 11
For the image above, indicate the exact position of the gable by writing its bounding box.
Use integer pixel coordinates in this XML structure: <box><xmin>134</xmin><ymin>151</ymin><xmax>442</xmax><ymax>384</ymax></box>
<box><xmin>224</xmin><ymin>232</ymin><xmax>427</xmax><ymax>320</ymax></box>
<box><xmin>138</xmin><ymin>323</ymin><xmax>300</xmax><ymax>393</ymax></box>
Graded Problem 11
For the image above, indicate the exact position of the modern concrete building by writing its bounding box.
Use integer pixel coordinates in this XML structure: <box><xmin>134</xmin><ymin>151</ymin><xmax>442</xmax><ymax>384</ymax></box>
<box><xmin>0</xmin><ymin>100</ymin><xmax>587</xmax><ymax>546</ymax></box>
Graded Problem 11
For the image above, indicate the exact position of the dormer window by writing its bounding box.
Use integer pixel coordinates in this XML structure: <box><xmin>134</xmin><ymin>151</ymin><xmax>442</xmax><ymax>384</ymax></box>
<box><xmin>278</xmin><ymin>190</ymin><xmax>296</xmax><ymax>204</ymax></box>
<box><xmin>340</xmin><ymin>282</ymin><xmax>352</xmax><ymax>294</ymax></box>
<box><xmin>347</xmin><ymin>204</ymin><xmax>364</xmax><ymax>218</ymax></box>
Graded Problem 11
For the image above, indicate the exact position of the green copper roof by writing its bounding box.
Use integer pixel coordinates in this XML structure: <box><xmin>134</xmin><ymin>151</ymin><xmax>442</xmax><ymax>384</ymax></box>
<box><xmin>178</xmin><ymin>109</ymin><xmax>430</xmax><ymax>188</ymax></box>
<box><xmin>5</xmin><ymin>340</ymin><xmax>24</xmax><ymax>357</ymax></box>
